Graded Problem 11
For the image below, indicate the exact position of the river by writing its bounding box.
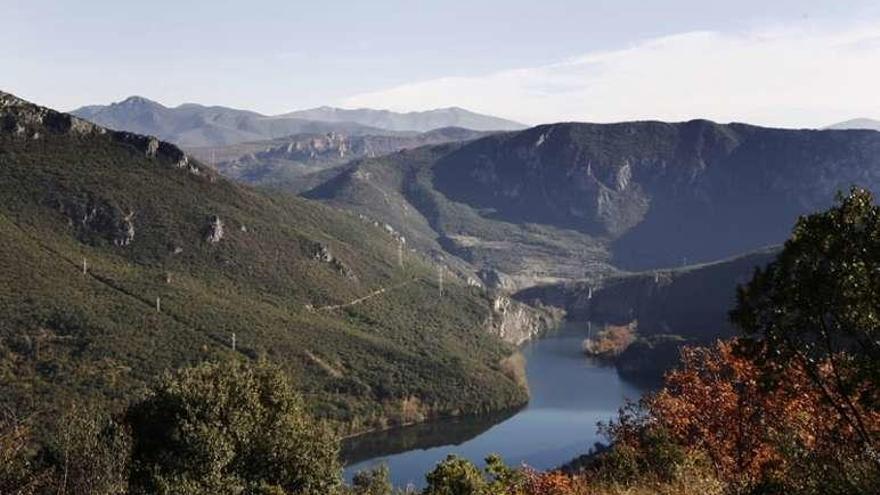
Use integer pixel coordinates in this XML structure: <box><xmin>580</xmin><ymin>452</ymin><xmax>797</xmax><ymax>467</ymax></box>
<box><xmin>342</xmin><ymin>321</ymin><xmax>647</xmax><ymax>488</ymax></box>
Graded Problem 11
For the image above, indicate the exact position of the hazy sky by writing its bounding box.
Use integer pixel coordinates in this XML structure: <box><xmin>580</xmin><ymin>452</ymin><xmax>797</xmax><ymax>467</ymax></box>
<box><xmin>4</xmin><ymin>0</ymin><xmax>880</xmax><ymax>127</ymax></box>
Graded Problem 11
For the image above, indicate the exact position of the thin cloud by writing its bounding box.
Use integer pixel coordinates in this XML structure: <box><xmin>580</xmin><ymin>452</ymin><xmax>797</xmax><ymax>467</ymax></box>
<box><xmin>339</xmin><ymin>24</ymin><xmax>880</xmax><ymax>128</ymax></box>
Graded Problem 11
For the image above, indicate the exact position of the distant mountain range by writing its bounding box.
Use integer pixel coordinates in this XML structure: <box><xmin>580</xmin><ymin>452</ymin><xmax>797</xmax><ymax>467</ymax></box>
<box><xmin>189</xmin><ymin>127</ymin><xmax>492</xmax><ymax>193</ymax></box>
<box><xmin>71</xmin><ymin>96</ymin><xmax>523</xmax><ymax>148</ymax></box>
<box><xmin>280</xmin><ymin>106</ymin><xmax>525</xmax><ymax>133</ymax></box>
<box><xmin>826</xmin><ymin>118</ymin><xmax>880</xmax><ymax>131</ymax></box>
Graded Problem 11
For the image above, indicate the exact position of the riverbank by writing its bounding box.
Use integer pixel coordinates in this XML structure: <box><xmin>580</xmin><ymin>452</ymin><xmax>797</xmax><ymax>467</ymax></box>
<box><xmin>343</xmin><ymin>321</ymin><xmax>647</xmax><ymax>488</ymax></box>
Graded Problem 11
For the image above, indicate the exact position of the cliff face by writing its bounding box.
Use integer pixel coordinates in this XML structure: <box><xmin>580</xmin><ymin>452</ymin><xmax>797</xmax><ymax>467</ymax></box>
<box><xmin>486</xmin><ymin>295</ymin><xmax>565</xmax><ymax>346</ymax></box>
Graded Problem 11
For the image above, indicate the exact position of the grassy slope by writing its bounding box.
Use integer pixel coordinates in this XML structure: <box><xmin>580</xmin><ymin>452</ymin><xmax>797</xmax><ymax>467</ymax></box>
<box><xmin>0</xmin><ymin>98</ymin><xmax>526</xmax><ymax>437</ymax></box>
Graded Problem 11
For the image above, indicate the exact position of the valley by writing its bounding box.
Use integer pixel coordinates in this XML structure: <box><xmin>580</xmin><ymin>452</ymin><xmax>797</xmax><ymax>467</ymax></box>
<box><xmin>47</xmin><ymin>90</ymin><xmax>880</xmax><ymax>415</ymax></box>
<box><xmin>7</xmin><ymin>3</ymin><xmax>880</xmax><ymax>492</ymax></box>
<box><xmin>6</xmin><ymin>88</ymin><xmax>880</xmax><ymax>492</ymax></box>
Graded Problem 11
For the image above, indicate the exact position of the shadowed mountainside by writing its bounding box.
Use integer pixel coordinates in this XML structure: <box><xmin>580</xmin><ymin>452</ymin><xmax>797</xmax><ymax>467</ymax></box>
<box><xmin>306</xmin><ymin>120</ymin><xmax>880</xmax><ymax>288</ymax></box>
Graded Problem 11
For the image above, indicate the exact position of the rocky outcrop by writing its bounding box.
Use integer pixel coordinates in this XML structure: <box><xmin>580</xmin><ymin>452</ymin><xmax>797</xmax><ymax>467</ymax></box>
<box><xmin>53</xmin><ymin>195</ymin><xmax>137</xmax><ymax>247</ymax></box>
<box><xmin>2</xmin><ymin>91</ymin><xmax>103</xmax><ymax>138</ymax></box>
<box><xmin>308</xmin><ymin>242</ymin><xmax>356</xmax><ymax>279</ymax></box>
<box><xmin>205</xmin><ymin>216</ymin><xmax>224</xmax><ymax>243</ymax></box>
<box><xmin>1</xmin><ymin>91</ymin><xmax>207</xmax><ymax>177</ymax></box>
<box><xmin>114</xmin><ymin>211</ymin><xmax>135</xmax><ymax>246</ymax></box>
<box><xmin>477</xmin><ymin>268</ymin><xmax>516</xmax><ymax>292</ymax></box>
<box><xmin>486</xmin><ymin>296</ymin><xmax>564</xmax><ymax>346</ymax></box>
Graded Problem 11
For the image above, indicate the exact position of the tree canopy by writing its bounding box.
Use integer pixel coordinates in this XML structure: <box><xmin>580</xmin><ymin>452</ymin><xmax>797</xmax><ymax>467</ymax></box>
<box><xmin>127</xmin><ymin>360</ymin><xmax>341</xmax><ymax>495</ymax></box>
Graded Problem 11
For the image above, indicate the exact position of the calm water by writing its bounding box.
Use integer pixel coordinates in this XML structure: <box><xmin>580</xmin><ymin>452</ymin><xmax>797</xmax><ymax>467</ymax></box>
<box><xmin>343</xmin><ymin>322</ymin><xmax>646</xmax><ymax>488</ymax></box>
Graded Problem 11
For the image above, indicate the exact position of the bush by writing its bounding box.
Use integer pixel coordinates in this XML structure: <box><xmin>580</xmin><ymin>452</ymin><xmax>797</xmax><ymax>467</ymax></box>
<box><xmin>127</xmin><ymin>360</ymin><xmax>342</xmax><ymax>495</ymax></box>
<box><xmin>350</xmin><ymin>464</ymin><xmax>392</xmax><ymax>495</ymax></box>
<box><xmin>423</xmin><ymin>455</ymin><xmax>487</xmax><ymax>495</ymax></box>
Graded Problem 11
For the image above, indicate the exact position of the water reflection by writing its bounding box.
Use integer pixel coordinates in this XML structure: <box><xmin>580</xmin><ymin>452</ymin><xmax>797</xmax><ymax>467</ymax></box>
<box><xmin>342</xmin><ymin>408</ymin><xmax>520</xmax><ymax>465</ymax></box>
<box><xmin>344</xmin><ymin>321</ymin><xmax>646</xmax><ymax>488</ymax></box>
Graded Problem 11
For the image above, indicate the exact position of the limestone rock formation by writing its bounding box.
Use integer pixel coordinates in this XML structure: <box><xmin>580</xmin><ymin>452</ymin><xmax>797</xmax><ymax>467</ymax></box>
<box><xmin>205</xmin><ymin>216</ymin><xmax>224</xmax><ymax>243</ymax></box>
<box><xmin>477</xmin><ymin>269</ymin><xmax>516</xmax><ymax>292</ymax></box>
<box><xmin>308</xmin><ymin>242</ymin><xmax>356</xmax><ymax>280</ymax></box>
<box><xmin>486</xmin><ymin>296</ymin><xmax>564</xmax><ymax>346</ymax></box>
<box><xmin>114</xmin><ymin>211</ymin><xmax>135</xmax><ymax>247</ymax></box>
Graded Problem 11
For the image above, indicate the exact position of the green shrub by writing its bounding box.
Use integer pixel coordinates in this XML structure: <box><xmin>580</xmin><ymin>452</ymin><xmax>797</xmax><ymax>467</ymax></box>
<box><xmin>127</xmin><ymin>360</ymin><xmax>341</xmax><ymax>495</ymax></box>
<box><xmin>351</xmin><ymin>464</ymin><xmax>392</xmax><ymax>495</ymax></box>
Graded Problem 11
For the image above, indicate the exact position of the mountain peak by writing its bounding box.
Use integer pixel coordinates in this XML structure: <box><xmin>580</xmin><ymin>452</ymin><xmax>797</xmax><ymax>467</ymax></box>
<box><xmin>826</xmin><ymin>118</ymin><xmax>880</xmax><ymax>131</ymax></box>
<box><xmin>114</xmin><ymin>95</ymin><xmax>165</xmax><ymax>109</ymax></box>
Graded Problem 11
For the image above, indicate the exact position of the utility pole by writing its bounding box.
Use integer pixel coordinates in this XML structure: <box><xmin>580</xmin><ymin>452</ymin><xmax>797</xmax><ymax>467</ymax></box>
<box><xmin>156</xmin><ymin>297</ymin><xmax>161</xmax><ymax>313</ymax></box>
<box><xmin>82</xmin><ymin>257</ymin><xmax>87</xmax><ymax>275</ymax></box>
<box><xmin>438</xmin><ymin>266</ymin><xmax>444</xmax><ymax>298</ymax></box>
<box><xmin>231</xmin><ymin>332</ymin><xmax>236</xmax><ymax>352</ymax></box>
<box><xmin>398</xmin><ymin>242</ymin><xmax>404</xmax><ymax>268</ymax></box>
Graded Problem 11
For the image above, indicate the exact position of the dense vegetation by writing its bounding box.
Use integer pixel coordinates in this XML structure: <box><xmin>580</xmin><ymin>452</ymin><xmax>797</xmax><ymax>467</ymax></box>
<box><xmin>0</xmin><ymin>92</ymin><xmax>528</xmax><ymax>446</ymax></box>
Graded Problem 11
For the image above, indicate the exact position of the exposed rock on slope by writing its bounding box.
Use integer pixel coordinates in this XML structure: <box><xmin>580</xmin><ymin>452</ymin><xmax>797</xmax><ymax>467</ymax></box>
<box><xmin>205</xmin><ymin>215</ymin><xmax>224</xmax><ymax>243</ymax></box>
<box><xmin>486</xmin><ymin>296</ymin><xmax>564</xmax><ymax>346</ymax></box>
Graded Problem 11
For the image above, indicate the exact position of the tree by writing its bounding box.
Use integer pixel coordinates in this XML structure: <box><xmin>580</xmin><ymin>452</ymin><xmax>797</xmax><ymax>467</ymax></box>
<box><xmin>127</xmin><ymin>360</ymin><xmax>341</xmax><ymax>495</ymax></box>
<box><xmin>731</xmin><ymin>187</ymin><xmax>880</xmax><ymax>466</ymax></box>
<box><xmin>0</xmin><ymin>411</ymin><xmax>46</xmax><ymax>495</ymax></box>
<box><xmin>350</xmin><ymin>464</ymin><xmax>392</xmax><ymax>495</ymax></box>
<box><xmin>48</xmin><ymin>403</ymin><xmax>131</xmax><ymax>495</ymax></box>
<box><xmin>648</xmin><ymin>340</ymin><xmax>819</xmax><ymax>487</ymax></box>
<box><xmin>422</xmin><ymin>455</ymin><xmax>486</xmax><ymax>495</ymax></box>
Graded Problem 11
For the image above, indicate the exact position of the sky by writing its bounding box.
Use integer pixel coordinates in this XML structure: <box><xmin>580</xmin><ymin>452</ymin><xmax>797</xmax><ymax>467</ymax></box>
<box><xmin>3</xmin><ymin>0</ymin><xmax>880</xmax><ymax>127</ymax></box>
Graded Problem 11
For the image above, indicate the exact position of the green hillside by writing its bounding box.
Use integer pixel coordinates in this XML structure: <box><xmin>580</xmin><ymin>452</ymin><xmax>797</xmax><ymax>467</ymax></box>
<box><xmin>0</xmin><ymin>91</ymin><xmax>527</xmax><ymax>438</ymax></box>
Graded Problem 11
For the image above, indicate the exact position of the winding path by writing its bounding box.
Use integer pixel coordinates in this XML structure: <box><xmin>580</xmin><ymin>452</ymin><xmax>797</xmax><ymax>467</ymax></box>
<box><xmin>317</xmin><ymin>279</ymin><xmax>415</xmax><ymax>311</ymax></box>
